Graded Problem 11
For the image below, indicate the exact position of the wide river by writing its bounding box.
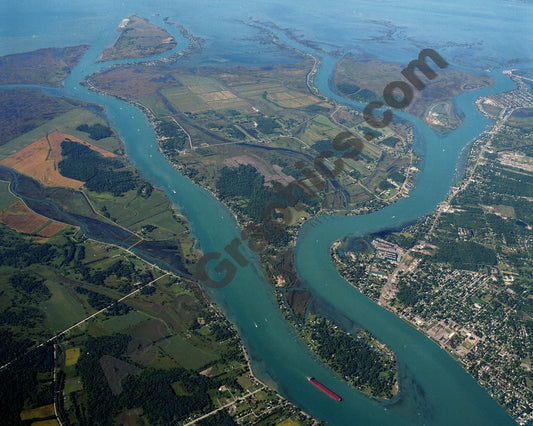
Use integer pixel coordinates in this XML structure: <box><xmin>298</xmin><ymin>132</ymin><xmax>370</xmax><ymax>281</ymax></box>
<box><xmin>15</xmin><ymin>14</ymin><xmax>518</xmax><ymax>425</ymax></box>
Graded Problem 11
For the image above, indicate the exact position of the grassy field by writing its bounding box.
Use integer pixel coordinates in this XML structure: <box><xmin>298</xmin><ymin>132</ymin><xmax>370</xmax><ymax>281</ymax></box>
<box><xmin>99</xmin><ymin>310</ymin><xmax>149</xmax><ymax>333</ymax></box>
<box><xmin>20</xmin><ymin>404</ymin><xmax>55</xmax><ymax>421</ymax></box>
<box><xmin>267</xmin><ymin>89</ymin><xmax>320</xmax><ymax>108</ymax></box>
<box><xmin>65</xmin><ymin>348</ymin><xmax>81</xmax><ymax>367</ymax></box>
<box><xmin>277</xmin><ymin>418</ymin><xmax>302</xmax><ymax>426</ymax></box>
<box><xmin>237</xmin><ymin>374</ymin><xmax>257</xmax><ymax>392</ymax></box>
<box><xmin>41</xmin><ymin>278</ymin><xmax>88</xmax><ymax>333</ymax></box>
<box><xmin>509</xmin><ymin>108</ymin><xmax>533</xmax><ymax>130</ymax></box>
<box><xmin>0</xmin><ymin>185</ymin><xmax>80</xmax><ymax>236</ymax></box>
<box><xmin>299</xmin><ymin>114</ymin><xmax>343</xmax><ymax>146</ymax></box>
<box><xmin>0</xmin><ymin>180</ymin><xmax>16</xmax><ymax>210</ymax></box>
<box><xmin>64</xmin><ymin>376</ymin><xmax>83</xmax><ymax>395</ymax></box>
<box><xmin>230</xmin><ymin>80</ymin><xmax>324</xmax><ymax>114</ymax></box>
<box><xmin>161</xmin><ymin>334</ymin><xmax>220</xmax><ymax>370</ymax></box>
<box><xmin>161</xmin><ymin>75</ymin><xmax>250</xmax><ymax>113</ymax></box>
<box><xmin>0</xmin><ymin>45</ymin><xmax>89</xmax><ymax>87</ymax></box>
<box><xmin>86</xmin><ymin>186</ymin><xmax>189</xmax><ymax>240</ymax></box>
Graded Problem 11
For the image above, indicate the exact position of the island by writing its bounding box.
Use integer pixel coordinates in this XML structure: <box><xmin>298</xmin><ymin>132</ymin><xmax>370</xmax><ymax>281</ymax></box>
<box><xmin>99</xmin><ymin>15</ymin><xmax>177</xmax><ymax>62</ymax></box>
<box><xmin>302</xmin><ymin>315</ymin><xmax>398</xmax><ymax>399</ymax></box>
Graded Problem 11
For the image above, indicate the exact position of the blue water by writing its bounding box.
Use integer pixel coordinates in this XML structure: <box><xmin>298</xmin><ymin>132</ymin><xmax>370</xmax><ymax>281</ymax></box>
<box><xmin>1</xmin><ymin>1</ymin><xmax>529</xmax><ymax>424</ymax></box>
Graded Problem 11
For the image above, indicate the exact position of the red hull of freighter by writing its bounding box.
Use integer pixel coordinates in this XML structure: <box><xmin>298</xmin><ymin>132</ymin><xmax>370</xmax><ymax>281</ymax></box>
<box><xmin>308</xmin><ymin>377</ymin><xmax>342</xmax><ymax>401</ymax></box>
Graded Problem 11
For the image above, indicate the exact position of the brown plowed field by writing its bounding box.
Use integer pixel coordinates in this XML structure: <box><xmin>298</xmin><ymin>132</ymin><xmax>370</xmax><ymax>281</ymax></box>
<box><xmin>0</xmin><ymin>131</ymin><xmax>116</xmax><ymax>189</ymax></box>
<box><xmin>0</xmin><ymin>199</ymin><xmax>65</xmax><ymax>236</ymax></box>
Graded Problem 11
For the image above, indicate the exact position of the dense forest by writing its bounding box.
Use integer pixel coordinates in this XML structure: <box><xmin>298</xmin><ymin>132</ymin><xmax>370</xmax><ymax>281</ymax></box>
<box><xmin>432</xmin><ymin>240</ymin><xmax>498</xmax><ymax>270</ymax></box>
<box><xmin>306</xmin><ymin>317</ymin><xmax>397</xmax><ymax>398</ymax></box>
<box><xmin>335</xmin><ymin>81</ymin><xmax>360</xmax><ymax>95</ymax></box>
<box><xmin>255</xmin><ymin>116</ymin><xmax>280</xmax><ymax>134</ymax></box>
<box><xmin>74</xmin><ymin>286</ymin><xmax>131</xmax><ymax>315</ymax></box>
<box><xmin>76</xmin><ymin>334</ymin><xmax>217</xmax><ymax>425</ymax></box>
<box><xmin>216</xmin><ymin>164</ymin><xmax>296</xmax><ymax>246</ymax></box>
<box><xmin>76</xmin><ymin>123</ymin><xmax>113</xmax><ymax>140</ymax></box>
<box><xmin>0</xmin><ymin>344</ymin><xmax>54</xmax><ymax>425</ymax></box>
<box><xmin>216</xmin><ymin>164</ymin><xmax>277</xmax><ymax>220</ymax></box>
<box><xmin>58</xmin><ymin>140</ymin><xmax>137</xmax><ymax>195</ymax></box>
<box><xmin>0</xmin><ymin>225</ymin><xmax>57</xmax><ymax>267</ymax></box>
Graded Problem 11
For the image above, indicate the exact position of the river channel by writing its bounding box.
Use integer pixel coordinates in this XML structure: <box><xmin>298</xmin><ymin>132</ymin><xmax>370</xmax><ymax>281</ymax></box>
<box><xmin>15</xmin><ymin>16</ymin><xmax>518</xmax><ymax>425</ymax></box>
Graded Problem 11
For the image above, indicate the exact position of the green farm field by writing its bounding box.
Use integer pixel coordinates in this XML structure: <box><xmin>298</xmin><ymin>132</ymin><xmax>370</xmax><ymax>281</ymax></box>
<box><xmin>0</xmin><ymin>180</ymin><xmax>16</xmax><ymax>211</ymax></box>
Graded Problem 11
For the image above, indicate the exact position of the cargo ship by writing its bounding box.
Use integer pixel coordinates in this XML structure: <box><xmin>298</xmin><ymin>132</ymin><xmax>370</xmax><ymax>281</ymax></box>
<box><xmin>308</xmin><ymin>377</ymin><xmax>342</xmax><ymax>401</ymax></box>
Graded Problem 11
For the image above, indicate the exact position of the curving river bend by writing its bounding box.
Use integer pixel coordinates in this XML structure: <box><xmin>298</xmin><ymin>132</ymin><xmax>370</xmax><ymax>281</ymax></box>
<box><xmin>27</xmin><ymin>17</ymin><xmax>517</xmax><ymax>425</ymax></box>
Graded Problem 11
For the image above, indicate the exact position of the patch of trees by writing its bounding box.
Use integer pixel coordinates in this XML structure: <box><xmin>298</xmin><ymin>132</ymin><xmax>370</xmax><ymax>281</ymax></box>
<box><xmin>0</xmin><ymin>225</ymin><xmax>57</xmax><ymax>267</ymax></box>
<box><xmin>107</xmin><ymin>259</ymin><xmax>136</xmax><ymax>279</ymax></box>
<box><xmin>255</xmin><ymin>116</ymin><xmax>280</xmax><ymax>134</ymax></box>
<box><xmin>10</xmin><ymin>272</ymin><xmax>51</xmax><ymax>301</ymax></box>
<box><xmin>137</xmin><ymin>182</ymin><xmax>153</xmax><ymax>198</ymax></box>
<box><xmin>385</xmin><ymin>232</ymin><xmax>417</xmax><ymax>250</ymax></box>
<box><xmin>76</xmin><ymin>123</ymin><xmax>113</xmax><ymax>140</ymax></box>
<box><xmin>308</xmin><ymin>317</ymin><xmax>396</xmax><ymax>398</ymax></box>
<box><xmin>389</xmin><ymin>171</ymin><xmax>405</xmax><ymax>184</ymax></box>
<box><xmin>479</xmin><ymin>192</ymin><xmax>533</xmax><ymax>224</ymax></box>
<box><xmin>486</xmin><ymin>214</ymin><xmax>518</xmax><ymax>245</ymax></box>
<box><xmin>336</xmin><ymin>81</ymin><xmax>360</xmax><ymax>95</ymax></box>
<box><xmin>140</xmin><ymin>285</ymin><xmax>156</xmax><ymax>295</ymax></box>
<box><xmin>75</xmin><ymin>258</ymin><xmax>144</xmax><ymax>291</ymax></box>
<box><xmin>351</xmin><ymin>88</ymin><xmax>379</xmax><ymax>103</ymax></box>
<box><xmin>0</xmin><ymin>328</ymin><xmax>33</xmax><ymax>366</ymax></box>
<box><xmin>381</xmin><ymin>137</ymin><xmax>400</xmax><ymax>147</ymax></box>
<box><xmin>486</xmin><ymin>169</ymin><xmax>533</xmax><ymax>198</ymax></box>
<box><xmin>74</xmin><ymin>286</ymin><xmax>131</xmax><ymax>315</ymax></box>
<box><xmin>379</xmin><ymin>180</ymin><xmax>395</xmax><ymax>191</ymax></box>
<box><xmin>396</xmin><ymin>280</ymin><xmax>422</xmax><ymax>306</ymax></box>
<box><xmin>303</xmin><ymin>104</ymin><xmax>331</xmax><ymax>114</ymax></box>
<box><xmin>225</xmin><ymin>125</ymin><xmax>246</xmax><ymax>140</ymax></box>
<box><xmin>216</xmin><ymin>164</ymin><xmax>277</xmax><ymax>220</ymax></box>
<box><xmin>76</xmin><ymin>334</ymin><xmax>131</xmax><ymax>425</ymax></box>
<box><xmin>141</xmin><ymin>224</ymin><xmax>157</xmax><ymax>233</ymax></box>
<box><xmin>210</xmin><ymin>322</ymin><xmax>234</xmax><ymax>341</ymax></box>
<box><xmin>311</xmin><ymin>139</ymin><xmax>336</xmax><ymax>155</ymax></box>
<box><xmin>441</xmin><ymin>207</ymin><xmax>485</xmax><ymax>229</ymax></box>
<box><xmin>216</xmin><ymin>164</ymin><xmax>293</xmax><ymax>246</ymax></box>
<box><xmin>198</xmin><ymin>410</ymin><xmax>236</xmax><ymax>426</ymax></box>
<box><xmin>0</xmin><ymin>306</ymin><xmax>45</xmax><ymax>327</ymax></box>
<box><xmin>58</xmin><ymin>141</ymin><xmax>137</xmax><ymax>195</ymax></box>
<box><xmin>433</xmin><ymin>240</ymin><xmax>497</xmax><ymax>270</ymax></box>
